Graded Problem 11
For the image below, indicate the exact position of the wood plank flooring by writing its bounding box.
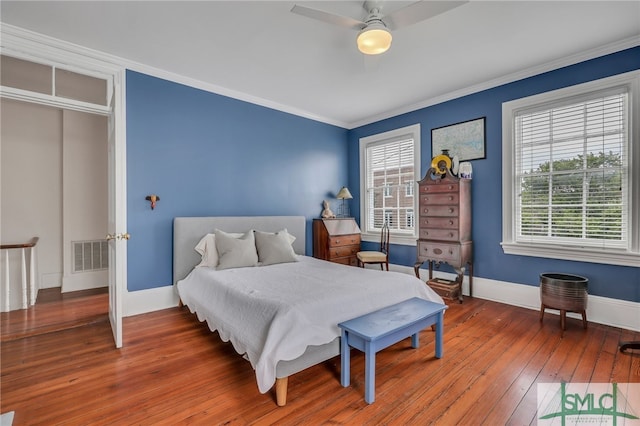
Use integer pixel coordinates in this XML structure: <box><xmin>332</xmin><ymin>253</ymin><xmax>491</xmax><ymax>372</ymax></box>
<box><xmin>0</xmin><ymin>287</ymin><xmax>108</xmax><ymax>342</ymax></box>
<box><xmin>1</xmin><ymin>295</ymin><xmax>638</xmax><ymax>425</ymax></box>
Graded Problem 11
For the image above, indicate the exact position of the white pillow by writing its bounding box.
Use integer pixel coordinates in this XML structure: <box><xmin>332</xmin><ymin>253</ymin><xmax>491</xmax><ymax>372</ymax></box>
<box><xmin>253</xmin><ymin>228</ymin><xmax>296</xmax><ymax>245</ymax></box>
<box><xmin>215</xmin><ymin>229</ymin><xmax>259</xmax><ymax>270</ymax></box>
<box><xmin>254</xmin><ymin>229</ymin><xmax>298</xmax><ymax>266</ymax></box>
<box><xmin>194</xmin><ymin>232</ymin><xmax>242</xmax><ymax>268</ymax></box>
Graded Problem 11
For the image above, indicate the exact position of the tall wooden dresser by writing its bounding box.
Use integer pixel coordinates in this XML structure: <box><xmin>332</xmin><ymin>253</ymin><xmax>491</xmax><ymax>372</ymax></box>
<box><xmin>414</xmin><ymin>167</ymin><xmax>473</xmax><ymax>302</ymax></box>
<box><xmin>313</xmin><ymin>218</ymin><xmax>361</xmax><ymax>266</ymax></box>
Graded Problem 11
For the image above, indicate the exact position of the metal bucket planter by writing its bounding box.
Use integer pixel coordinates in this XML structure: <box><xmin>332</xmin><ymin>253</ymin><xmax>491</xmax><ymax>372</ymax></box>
<box><xmin>540</xmin><ymin>273</ymin><xmax>588</xmax><ymax>335</ymax></box>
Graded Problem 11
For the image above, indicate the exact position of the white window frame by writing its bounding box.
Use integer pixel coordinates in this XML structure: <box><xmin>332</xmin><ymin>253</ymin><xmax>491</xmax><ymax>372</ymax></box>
<box><xmin>501</xmin><ymin>71</ymin><xmax>640</xmax><ymax>267</ymax></box>
<box><xmin>405</xmin><ymin>182</ymin><xmax>414</xmax><ymax>197</ymax></box>
<box><xmin>406</xmin><ymin>209</ymin><xmax>415</xmax><ymax>229</ymax></box>
<box><xmin>359</xmin><ymin>124</ymin><xmax>421</xmax><ymax>246</ymax></box>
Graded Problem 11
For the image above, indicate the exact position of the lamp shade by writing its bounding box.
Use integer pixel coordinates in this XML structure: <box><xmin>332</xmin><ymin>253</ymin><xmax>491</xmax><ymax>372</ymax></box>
<box><xmin>336</xmin><ymin>186</ymin><xmax>353</xmax><ymax>200</ymax></box>
<box><xmin>357</xmin><ymin>22</ymin><xmax>392</xmax><ymax>55</ymax></box>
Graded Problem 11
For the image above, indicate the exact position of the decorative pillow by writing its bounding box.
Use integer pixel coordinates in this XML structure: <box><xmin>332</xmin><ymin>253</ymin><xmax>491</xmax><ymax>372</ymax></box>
<box><xmin>194</xmin><ymin>232</ymin><xmax>243</xmax><ymax>268</ymax></box>
<box><xmin>254</xmin><ymin>229</ymin><xmax>298</xmax><ymax>266</ymax></box>
<box><xmin>194</xmin><ymin>233</ymin><xmax>218</xmax><ymax>268</ymax></box>
<box><xmin>215</xmin><ymin>229</ymin><xmax>259</xmax><ymax>270</ymax></box>
<box><xmin>255</xmin><ymin>228</ymin><xmax>296</xmax><ymax>245</ymax></box>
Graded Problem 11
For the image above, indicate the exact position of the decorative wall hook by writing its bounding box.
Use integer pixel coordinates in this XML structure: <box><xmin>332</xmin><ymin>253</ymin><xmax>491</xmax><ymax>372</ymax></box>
<box><xmin>145</xmin><ymin>194</ymin><xmax>160</xmax><ymax>210</ymax></box>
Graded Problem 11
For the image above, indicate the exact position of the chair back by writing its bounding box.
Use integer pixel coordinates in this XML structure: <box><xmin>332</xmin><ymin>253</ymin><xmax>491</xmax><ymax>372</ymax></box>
<box><xmin>380</xmin><ymin>222</ymin><xmax>390</xmax><ymax>255</ymax></box>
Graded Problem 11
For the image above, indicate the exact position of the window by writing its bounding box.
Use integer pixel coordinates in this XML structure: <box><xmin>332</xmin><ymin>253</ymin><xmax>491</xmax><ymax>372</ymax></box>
<box><xmin>360</xmin><ymin>124</ymin><xmax>421</xmax><ymax>245</ymax></box>
<box><xmin>502</xmin><ymin>71</ymin><xmax>639</xmax><ymax>266</ymax></box>
<box><xmin>406</xmin><ymin>209</ymin><xmax>415</xmax><ymax>228</ymax></box>
<box><xmin>383</xmin><ymin>210</ymin><xmax>393</xmax><ymax>227</ymax></box>
<box><xmin>405</xmin><ymin>181</ymin><xmax>414</xmax><ymax>197</ymax></box>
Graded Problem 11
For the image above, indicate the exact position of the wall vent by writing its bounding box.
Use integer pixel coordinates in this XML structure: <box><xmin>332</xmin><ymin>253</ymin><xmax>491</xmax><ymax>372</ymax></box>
<box><xmin>73</xmin><ymin>240</ymin><xmax>108</xmax><ymax>273</ymax></box>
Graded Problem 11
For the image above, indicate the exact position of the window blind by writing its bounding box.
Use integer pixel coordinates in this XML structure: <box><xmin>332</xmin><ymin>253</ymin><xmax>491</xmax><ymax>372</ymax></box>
<box><xmin>365</xmin><ymin>137</ymin><xmax>415</xmax><ymax>233</ymax></box>
<box><xmin>514</xmin><ymin>87</ymin><xmax>628</xmax><ymax>249</ymax></box>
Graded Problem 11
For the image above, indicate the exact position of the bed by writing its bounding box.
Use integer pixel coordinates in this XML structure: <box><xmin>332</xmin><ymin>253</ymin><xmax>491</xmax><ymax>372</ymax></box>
<box><xmin>173</xmin><ymin>216</ymin><xmax>444</xmax><ymax>406</ymax></box>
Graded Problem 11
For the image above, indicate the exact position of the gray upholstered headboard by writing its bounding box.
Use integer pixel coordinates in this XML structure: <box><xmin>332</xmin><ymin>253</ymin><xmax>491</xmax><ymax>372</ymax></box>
<box><xmin>173</xmin><ymin>216</ymin><xmax>306</xmax><ymax>283</ymax></box>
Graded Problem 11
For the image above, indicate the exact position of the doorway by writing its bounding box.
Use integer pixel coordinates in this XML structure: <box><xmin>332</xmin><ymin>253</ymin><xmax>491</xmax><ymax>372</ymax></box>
<box><xmin>0</xmin><ymin>98</ymin><xmax>109</xmax><ymax>339</ymax></box>
<box><xmin>0</xmin><ymin>40</ymin><xmax>126</xmax><ymax>347</ymax></box>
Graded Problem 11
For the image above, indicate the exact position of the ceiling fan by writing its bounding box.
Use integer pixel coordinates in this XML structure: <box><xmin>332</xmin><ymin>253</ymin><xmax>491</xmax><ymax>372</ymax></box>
<box><xmin>291</xmin><ymin>1</ymin><xmax>468</xmax><ymax>55</ymax></box>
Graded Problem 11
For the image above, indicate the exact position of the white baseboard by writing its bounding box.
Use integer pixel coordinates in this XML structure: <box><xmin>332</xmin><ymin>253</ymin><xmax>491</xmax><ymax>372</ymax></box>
<box><xmin>398</xmin><ymin>264</ymin><xmax>640</xmax><ymax>332</ymax></box>
<box><xmin>62</xmin><ymin>270</ymin><xmax>107</xmax><ymax>293</ymax></box>
<box><xmin>123</xmin><ymin>285</ymin><xmax>179</xmax><ymax>317</ymax></box>
<box><xmin>124</xmin><ymin>266</ymin><xmax>640</xmax><ymax>332</ymax></box>
<box><xmin>40</xmin><ymin>272</ymin><xmax>62</xmax><ymax>289</ymax></box>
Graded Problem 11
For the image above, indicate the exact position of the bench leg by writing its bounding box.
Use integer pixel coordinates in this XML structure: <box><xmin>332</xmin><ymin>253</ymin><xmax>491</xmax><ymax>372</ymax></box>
<box><xmin>364</xmin><ymin>341</ymin><xmax>375</xmax><ymax>404</ymax></box>
<box><xmin>411</xmin><ymin>332</ymin><xmax>419</xmax><ymax>348</ymax></box>
<box><xmin>435</xmin><ymin>311</ymin><xmax>444</xmax><ymax>359</ymax></box>
<box><xmin>340</xmin><ymin>329</ymin><xmax>350</xmax><ymax>387</ymax></box>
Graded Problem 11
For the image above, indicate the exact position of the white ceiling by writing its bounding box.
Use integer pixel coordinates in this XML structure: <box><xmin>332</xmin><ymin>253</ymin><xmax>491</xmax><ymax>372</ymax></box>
<box><xmin>1</xmin><ymin>1</ymin><xmax>639</xmax><ymax>129</ymax></box>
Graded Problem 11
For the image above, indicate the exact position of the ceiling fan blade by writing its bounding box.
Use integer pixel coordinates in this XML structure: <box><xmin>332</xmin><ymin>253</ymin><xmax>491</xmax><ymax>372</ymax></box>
<box><xmin>385</xmin><ymin>1</ymin><xmax>468</xmax><ymax>30</ymax></box>
<box><xmin>291</xmin><ymin>4</ymin><xmax>366</xmax><ymax>30</ymax></box>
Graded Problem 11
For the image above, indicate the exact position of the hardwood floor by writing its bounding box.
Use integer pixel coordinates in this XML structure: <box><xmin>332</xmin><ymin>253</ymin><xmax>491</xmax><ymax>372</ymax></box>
<box><xmin>0</xmin><ymin>287</ymin><xmax>108</xmax><ymax>342</ymax></box>
<box><xmin>1</xmin><ymin>295</ymin><xmax>638</xmax><ymax>425</ymax></box>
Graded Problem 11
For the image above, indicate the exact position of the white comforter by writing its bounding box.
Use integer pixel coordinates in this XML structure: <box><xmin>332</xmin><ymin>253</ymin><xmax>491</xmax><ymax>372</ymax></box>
<box><xmin>176</xmin><ymin>255</ymin><xmax>444</xmax><ymax>393</ymax></box>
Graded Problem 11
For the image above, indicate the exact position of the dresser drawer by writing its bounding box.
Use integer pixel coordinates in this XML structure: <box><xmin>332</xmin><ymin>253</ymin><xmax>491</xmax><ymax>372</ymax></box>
<box><xmin>419</xmin><ymin>205</ymin><xmax>459</xmax><ymax>217</ymax></box>
<box><xmin>329</xmin><ymin>244</ymin><xmax>360</xmax><ymax>259</ymax></box>
<box><xmin>328</xmin><ymin>234</ymin><xmax>360</xmax><ymax>247</ymax></box>
<box><xmin>419</xmin><ymin>228</ymin><xmax>459</xmax><ymax>241</ymax></box>
<box><xmin>417</xmin><ymin>241</ymin><xmax>461</xmax><ymax>264</ymax></box>
<box><xmin>420</xmin><ymin>217</ymin><xmax>458</xmax><ymax>229</ymax></box>
<box><xmin>331</xmin><ymin>256</ymin><xmax>359</xmax><ymax>267</ymax></box>
<box><xmin>420</xmin><ymin>193</ymin><xmax>459</xmax><ymax>205</ymax></box>
<box><xmin>420</xmin><ymin>183</ymin><xmax>459</xmax><ymax>193</ymax></box>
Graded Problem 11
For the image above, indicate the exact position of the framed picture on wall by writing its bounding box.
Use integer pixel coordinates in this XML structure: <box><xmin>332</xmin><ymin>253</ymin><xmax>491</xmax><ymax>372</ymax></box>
<box><xmin>431</xmin><ymin>117</ymin><xmax>486</xmax><ymax>161</ymax></box>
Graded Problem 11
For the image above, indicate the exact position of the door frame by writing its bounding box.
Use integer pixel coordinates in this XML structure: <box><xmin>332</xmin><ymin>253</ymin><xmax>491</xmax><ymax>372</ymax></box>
<box><xmin>1</xmin><ymin>23</ymin><xmax>127</xmax><ymax>347</ymax></box>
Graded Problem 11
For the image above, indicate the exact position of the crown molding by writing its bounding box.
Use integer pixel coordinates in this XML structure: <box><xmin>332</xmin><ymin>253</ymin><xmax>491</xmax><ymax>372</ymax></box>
<box><xmin>0</xmin><ymin>23</ymin><xmax>350</xmax><ymax>129</ymax></box>
<box><xmin>2</xmin><ymin>23</ymin><xmax>637</xmax><ymax>131</ymax></box>
<box><xmin>347</xmin><ymin>36</ymin><xmax>640</xmax><ymax>129</ymax></box>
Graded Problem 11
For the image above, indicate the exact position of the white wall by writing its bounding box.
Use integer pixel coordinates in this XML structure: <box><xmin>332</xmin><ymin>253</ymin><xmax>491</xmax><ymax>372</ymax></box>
<box><xmin>62</xmin><ymin>110</ymin><xmax>108</xmax><ymax>292</ymax></box>
<box><xmin>1</xmin><ymin>99</ymin><xmax>108</xmax><ymax>310</ymax></box>
<box><xmin>1</xmin><ymin>99</ymin><xmax>63</xmax><ymax>299</ymax></box>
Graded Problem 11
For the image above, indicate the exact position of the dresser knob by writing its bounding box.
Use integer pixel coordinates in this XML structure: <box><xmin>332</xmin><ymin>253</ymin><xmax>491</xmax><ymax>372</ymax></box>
<box><xmin>449</xmin><ymin>208</ymin><xmax>454</xmax><ymax>213</ymax></box>
<box><xmin>449</xmin><ymin>220</ymin><xmax>454</xmax><ymax>225</ymax></box>
<box><xmin>449</xmin><ymin>196</ymin><xmax>453</xmax><ymax>201</ymax></box>
<box><xmin>449</xmin><ymin>233</ymin><xmax>454</xmax><ymax>237</ymax></box>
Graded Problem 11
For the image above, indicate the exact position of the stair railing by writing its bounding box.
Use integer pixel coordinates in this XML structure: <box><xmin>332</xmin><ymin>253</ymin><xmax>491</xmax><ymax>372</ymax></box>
<box><xmin>1</xmin><ymin>237</ymin><xmax>39</xmax><ymax>311</ymax></box>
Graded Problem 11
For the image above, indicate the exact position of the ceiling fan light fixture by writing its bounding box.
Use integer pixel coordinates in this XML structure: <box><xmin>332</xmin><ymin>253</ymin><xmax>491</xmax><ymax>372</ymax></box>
<box><xmin>356</xmin><ymin>22</ymin><xmax>392</xmax><ymax>55</ymax></box>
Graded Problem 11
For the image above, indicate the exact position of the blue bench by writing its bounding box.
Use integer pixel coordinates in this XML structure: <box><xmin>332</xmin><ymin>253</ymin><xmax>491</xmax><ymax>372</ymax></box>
<box><xmin>338</xmin><ymin>297</ymin><xmax>447</xmax><ymax>404</ymax></box>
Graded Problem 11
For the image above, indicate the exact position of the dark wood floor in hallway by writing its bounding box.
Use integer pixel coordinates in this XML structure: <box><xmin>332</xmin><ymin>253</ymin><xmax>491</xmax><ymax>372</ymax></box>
<box><xmin>1</xmin><ymin>294</ymin><xmax>638</xmax><ymax>425</ymax></box>
<box><xmin>0</xmin><ymin>287</ymin><xmax>108</xmax><ymax>342</ymax></box>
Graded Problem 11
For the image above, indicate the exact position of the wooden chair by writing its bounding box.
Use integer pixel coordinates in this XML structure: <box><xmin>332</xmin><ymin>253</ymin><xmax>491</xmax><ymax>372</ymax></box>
<box><xmin>356</xmin><ymin>222</ymin><xmax>389</xmax><ymax>271</ymax></box>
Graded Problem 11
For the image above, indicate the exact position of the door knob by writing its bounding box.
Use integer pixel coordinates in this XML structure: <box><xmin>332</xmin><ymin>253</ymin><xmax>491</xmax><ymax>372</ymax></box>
<box><xmin>106</xmin><ymin>233</ymin><xmax>130</xmax><ymax>241</ymax></box>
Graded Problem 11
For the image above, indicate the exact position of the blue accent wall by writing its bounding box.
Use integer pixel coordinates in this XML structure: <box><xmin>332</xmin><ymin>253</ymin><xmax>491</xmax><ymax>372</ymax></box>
<box><xmin>126</xmin><ymin>71</ymin><xmax>348</xmax><ymax>291</ymax></box>
<box><xmin>126</xmin><ymin>47</ymin><xmax>639</xmax><ymax>302</ymax></box>
<box><xmin>349</xmin><ymin>47</ymin><xmax>640</xmax><ymax>303</ymax></box>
